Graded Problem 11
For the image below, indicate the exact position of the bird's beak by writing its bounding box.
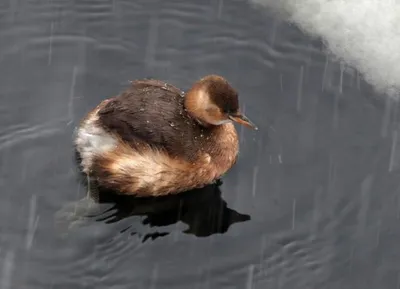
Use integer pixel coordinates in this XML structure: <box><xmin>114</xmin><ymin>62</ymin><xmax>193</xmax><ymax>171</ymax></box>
<box><xmin>229</xmin><ymin>113</ymin><xmax>258</xmax><ymax>130</ymax></box>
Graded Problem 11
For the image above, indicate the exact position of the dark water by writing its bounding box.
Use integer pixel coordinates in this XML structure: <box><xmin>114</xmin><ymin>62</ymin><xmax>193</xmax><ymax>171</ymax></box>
<box><xmin>1</xmin><ymin>0</ymin><xmax>400</xmax><ymax>288</ymax></box>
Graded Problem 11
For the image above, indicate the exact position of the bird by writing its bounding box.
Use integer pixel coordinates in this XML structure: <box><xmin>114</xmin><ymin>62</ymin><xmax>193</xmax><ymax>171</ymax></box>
<box><xmin>74</xmin><ymin>74</ymin><xmax>257</xmax><ymax>197</ymax></box>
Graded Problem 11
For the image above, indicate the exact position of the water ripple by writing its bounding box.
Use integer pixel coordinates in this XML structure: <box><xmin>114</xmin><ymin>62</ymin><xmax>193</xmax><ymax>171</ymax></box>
<box><xmin>0</xmin><ymin>119</ymin><xmax>68</xmax><ymax>151</ymax></box>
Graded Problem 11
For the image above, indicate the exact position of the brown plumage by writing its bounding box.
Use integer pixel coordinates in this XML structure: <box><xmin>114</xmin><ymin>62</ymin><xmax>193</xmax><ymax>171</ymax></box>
<box><xmin>74</xmin><ymin>75</ymin><xmax>257</xmax><ymax>197</ymax></box>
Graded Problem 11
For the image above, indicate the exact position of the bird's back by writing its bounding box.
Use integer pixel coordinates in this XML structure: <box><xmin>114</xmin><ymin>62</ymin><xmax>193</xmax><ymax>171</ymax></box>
<box><xmin>96</xmin><ymin>79</ymin><xmax>209</xmax><ymax>161</ymax></box>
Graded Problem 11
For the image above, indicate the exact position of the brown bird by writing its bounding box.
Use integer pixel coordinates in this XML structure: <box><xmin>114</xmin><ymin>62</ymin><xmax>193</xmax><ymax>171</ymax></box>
<box><xmin>75</xmin><ymin>75</ymin><xmax>257</xmax><ymax>197</ymax></box>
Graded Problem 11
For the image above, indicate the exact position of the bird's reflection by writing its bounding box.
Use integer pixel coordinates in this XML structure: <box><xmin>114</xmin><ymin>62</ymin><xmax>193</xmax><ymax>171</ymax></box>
<box><xmin>74</xmin><ymin>151</ymin><xmax>251</xmax><ymax>242</ymax></box>
<box><xmin>95</xmin><ymin>183</ymin><xmax>250</xmax><ymax>241</ymax></box>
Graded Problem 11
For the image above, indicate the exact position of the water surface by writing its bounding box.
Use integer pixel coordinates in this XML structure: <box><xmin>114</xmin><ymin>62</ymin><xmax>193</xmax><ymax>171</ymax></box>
<box><xmin>1</xmin><ymin>0</ymin><xmax>400</xmax><ymax>288</ymax></box>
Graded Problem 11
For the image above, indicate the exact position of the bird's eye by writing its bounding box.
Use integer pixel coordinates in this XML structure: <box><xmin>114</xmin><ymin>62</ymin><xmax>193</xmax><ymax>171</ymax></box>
<box><xmin>223</xmin><ymin>107</ymin><xmax>231</xmax><ymax>114</ymax></box>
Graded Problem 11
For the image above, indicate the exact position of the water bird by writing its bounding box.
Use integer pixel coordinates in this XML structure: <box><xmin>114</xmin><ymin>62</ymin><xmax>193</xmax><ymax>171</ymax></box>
<box><xmin>75</xmin><ymin>75</ymin><xmax>257</xmax><ymax>197</ymax></box>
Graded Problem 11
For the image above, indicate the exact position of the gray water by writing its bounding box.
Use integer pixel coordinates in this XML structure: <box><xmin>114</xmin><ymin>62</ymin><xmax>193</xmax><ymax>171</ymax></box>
<box><xmin>1</xmin><ymin>0</ymin><xmax>400</xmax><ymax>288</ymax></box>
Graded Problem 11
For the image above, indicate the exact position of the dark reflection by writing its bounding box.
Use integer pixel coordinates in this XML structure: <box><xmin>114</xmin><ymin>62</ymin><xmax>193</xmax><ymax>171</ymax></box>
<box><xmin>74</xmin><ymin>150</ymin><xmax>251</xmax><ymax>241</ymax></box>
